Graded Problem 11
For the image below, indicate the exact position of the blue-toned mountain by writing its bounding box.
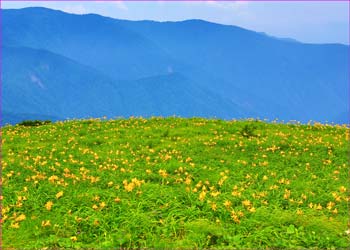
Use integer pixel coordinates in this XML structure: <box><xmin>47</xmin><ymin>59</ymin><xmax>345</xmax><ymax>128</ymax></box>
<box><xmin>2</xmin><ymin>7</ymin><xmax>348</xmax><ymax>124</ymax></box>
<box><xmin>3</xmin><ymin>46</ymin><xmax>242</xmax><ymax>124</ymax></box>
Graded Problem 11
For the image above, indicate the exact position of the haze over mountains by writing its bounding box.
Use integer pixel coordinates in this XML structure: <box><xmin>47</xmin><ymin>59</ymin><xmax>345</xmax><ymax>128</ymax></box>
<box><xmin>2</xmin><ymin>7</ymin><xmax>348</xmax><ymax>124</ymax></box>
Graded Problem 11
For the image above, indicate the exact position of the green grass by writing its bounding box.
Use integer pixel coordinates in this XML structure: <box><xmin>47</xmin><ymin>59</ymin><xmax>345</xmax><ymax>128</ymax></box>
<box><xmin>2</xmin><ymin>117</ymin><xmax>349</xmax><ymax>248</ymax></box>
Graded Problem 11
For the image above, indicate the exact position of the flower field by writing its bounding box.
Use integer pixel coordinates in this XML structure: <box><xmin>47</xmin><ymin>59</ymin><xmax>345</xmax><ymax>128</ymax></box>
<box><xmin>2</xmin><ymin>117</ymin><xmax>349</xmax><ymax>248</ymax></box>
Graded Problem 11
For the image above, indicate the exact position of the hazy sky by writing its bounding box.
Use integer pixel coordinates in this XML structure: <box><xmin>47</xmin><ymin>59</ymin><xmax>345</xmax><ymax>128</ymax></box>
<box><xmin>2</xmin><ymin>1</ymin><xmax>349</xmax><ymax>45</ymax></box>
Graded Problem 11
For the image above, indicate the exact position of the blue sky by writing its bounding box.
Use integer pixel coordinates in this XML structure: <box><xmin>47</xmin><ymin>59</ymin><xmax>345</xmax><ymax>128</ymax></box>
<box><xmin>2</xmin><ymin>1</ymin><xmax>349</xmax><ymax>45</ymax></box>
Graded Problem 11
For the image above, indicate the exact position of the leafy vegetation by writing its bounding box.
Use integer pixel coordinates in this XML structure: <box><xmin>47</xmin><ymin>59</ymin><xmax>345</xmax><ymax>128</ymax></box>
<box><xmin>2</xmin><ymin>117</ymin><xmax>349</xmax><ymax>248</ymax></box>
<box><xmin>18</xmin><ymin>120</ymin><xmax>52</xmax><ymax>127</ymax></box>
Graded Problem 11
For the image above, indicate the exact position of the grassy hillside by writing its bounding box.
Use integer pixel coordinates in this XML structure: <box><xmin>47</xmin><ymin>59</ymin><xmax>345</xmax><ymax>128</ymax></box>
<box><xmin>2</xmin><ymin>117</ymin><xmax>349</xmax><ymax>248</ymax></box>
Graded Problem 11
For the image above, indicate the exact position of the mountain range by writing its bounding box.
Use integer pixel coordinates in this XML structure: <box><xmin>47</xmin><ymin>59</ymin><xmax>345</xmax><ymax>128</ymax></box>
<box><xmin>2</xmin><ymin>7</ymin><xmax>349</xmax><ymax>124</ymax></box>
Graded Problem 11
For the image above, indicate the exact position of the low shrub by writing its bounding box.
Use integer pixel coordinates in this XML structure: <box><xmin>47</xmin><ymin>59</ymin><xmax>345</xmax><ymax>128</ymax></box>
<box><xmin>18</xmin><ymin>120</ymin><xmax>52</xmax><ymax>126</ymax></box>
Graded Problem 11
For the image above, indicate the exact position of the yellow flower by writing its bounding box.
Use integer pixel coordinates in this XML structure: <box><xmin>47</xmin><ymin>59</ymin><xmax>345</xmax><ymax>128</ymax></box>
<box><xmin>237</xmin><ymin>210</ymin><xmax>244</xmax><ymax>217</ymax></box>
<box><xmin>10</xmin><ymin>223</ymin><xmax>20</xmax><ymax>229</ymax></box>
<box><xmin>211</xmin><ymin>203</ymin><xmax>217</xmax><ymax>211</ymax></box>
<box><xmin>90</xmin><ymin>176</ymin><xmax>100</xmax><ymax>183</ymax></box>
<box><xmin>198</xmin><ymin>191</ymin><xmax>206</xmax><ymax>201</ymax></box>
<box><xmin>56</xmin><ymin>191</ymin><xmax>64</xmax><ymax>199</ymax></box>
<box><xmin>114</xmin><ymin>197</ymin><xmax>121</xmax><ymax>203</ymax></box>
<box><xmin>92</xmin><ymin>204</ymin><xmax>98</xmax><ymax>210</ymax></box>
<box><xmin>242</xmin><ymin>200</ymin><xmax>251</xmax><ymax>207</ymax></box>
<box><xmin>296</xmin><ymin>209</ymin><xmax>303</xmax><ymax>215</ymax></box>
<box><xmin>283</xmin><ymin>189</ymin><xmax>291</xmax><ymax>199</ymax></box>
<box><xmin>99</xmin><ymin>202</ymin><xmax>106</xmax><ymax>209</ymax></box>
<box><xmin>248</xmin><ymin>207</ymin><xmax>256</xmax><ymax>213</ymax></box>
<box><xmin>184</xmin><ymin>177</ymin><xmax>192</xmax><ymax>185</ymax></box>
<box><xmin>75</xmin><ymin>217</ymin><xmax>83</xmax><ymax>222</ymax></box>
<box><xmin>224</xmin><ymin>200</ymin><xmax>232</xmax><ymax>208</ymax></box>
<box><xmin>210</xmin><ymin>191</ymin><xmax>221</xmax><ymax>197</ymax></box>
<box><xmin>17</xmin><ymin>196</ymin><xmax>27</xmax><ymax>201</ymax></box>
<box><xmin>48</xmin><ymin>175</ymin><xmax>59</xmax><ymax>183</ymax></box>
<box><xmin>15</xmin><ymin>214</ymin><xmax>26</xmax><ymax>222</ymax></box>
<box><xmin>261</xmin><ymin>200</ymin><xmax>268</xmax><ymax>205</ymax></box>
<box><xmin>339</xmin><ymin>186</ymin><xmax>347</xmax><ymax>193</ymax></box>
<box><xmin>93</xmin><ymin>195</ymin><xmax>100</xmax><ymax>201</ymax></box>
<box><xmin>124</xmin><ymin>182</ymin><xmax>135</xmax><ymax>192</ymax></box>
<box><xmin>45</xmin><ymin>201</ymin><xmax>53</xmax><ymax>211</ymax></box>
<box><xmin>131</xmin><ymin>178</ymin><xmax>144</xmax><ymax>187</ymax></box>
<box><xmin>231</xmin><ymin>191</ymin><xmax>241</xmax><ymax>197</ymax></box>
<box><xmin>159</xmin><ymin>169</ymin><xmax>168</xmax><ymax>178</ymax></box>
<box><xmin>315</xmin><ymin>203</ymin><xmax>322</xmax><ymax>210</ymax></box>
<box><xmin>218</xmin><ymin>176</ymin><xmax>228</xmax><ymax>186</ymax></box>
<box><xmin>327</xmin><ymin>201</ymin><xmax>335</xmax><ymax>210</ymax></box>
<box><xmin>230</xmin><ymin>211</ymin><xmax>240</xmax><ymax>224</ymax></box>
<box><xmin>70</xmin><ymin>236</ymin><xmax>77</xmax><ymax>241</ymax></box>
<box><xmin>41</xmin><ymin>220</ymin><xmax>51</xmax><ymax>227</ymax></box>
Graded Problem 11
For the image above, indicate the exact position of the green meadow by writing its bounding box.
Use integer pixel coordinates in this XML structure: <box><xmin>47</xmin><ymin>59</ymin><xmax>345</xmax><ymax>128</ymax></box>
<box><xmin>2</xmin><ymin>117</ymin><xmax>349</xmax><ymax>248</ymax></box>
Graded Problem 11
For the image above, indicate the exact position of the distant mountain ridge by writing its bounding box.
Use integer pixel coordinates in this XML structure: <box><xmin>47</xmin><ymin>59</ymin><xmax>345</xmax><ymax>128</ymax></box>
<box><xmin>2</xmin><ymin>7</ymin><xmax>348</xmax><ymax>124</ymax></box>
